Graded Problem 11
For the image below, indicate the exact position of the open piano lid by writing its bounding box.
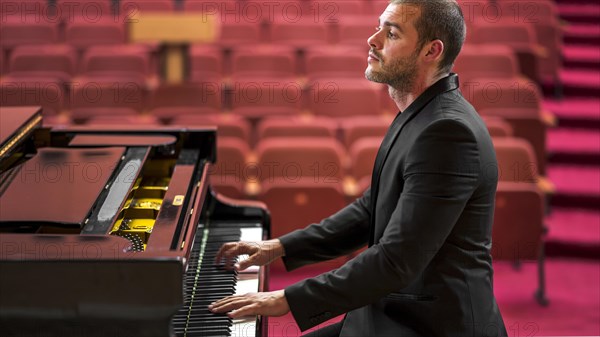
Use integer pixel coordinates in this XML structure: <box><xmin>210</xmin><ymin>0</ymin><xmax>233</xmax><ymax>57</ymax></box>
<box><xmin>0</xmin><ymin>146</ymin><xmax>125</xmax><ymax>227</ymax></box>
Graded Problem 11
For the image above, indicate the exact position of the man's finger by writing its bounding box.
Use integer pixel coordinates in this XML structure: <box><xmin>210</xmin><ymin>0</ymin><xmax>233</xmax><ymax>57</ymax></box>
<box><xmin>235</xmin><ymin>254</ymin><xmax>257</xmax><ymax>271</ymax></box>
<box><xmin>210</xmin><ymin>297</ymin><xmax>254</xmax><ymax>313</ymax></box>
<box><xmin>210</xmin><ymin>294</ymin><xmax>242</xmax><ymax>308</ymax></box>
<box><xmin>229</xmin><ymin>303</ymin><xmax>259</xmax><ymax>318</ymax></box>
<box><xmin>215</xmin><ymin>242</ymin><xmax>237</xmax><ymax>264</ymax></box>
<box><xmin>216</xmin><ymin>242</ymin><xmax>256</xmax><ymax>264</ymax></box>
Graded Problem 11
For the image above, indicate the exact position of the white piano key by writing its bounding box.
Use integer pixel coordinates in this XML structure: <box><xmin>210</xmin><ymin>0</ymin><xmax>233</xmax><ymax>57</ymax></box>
<box><xmin>240</xmin><ymin>227</ymin><xmax>262</xmax><ymax>241</ymax></box>
<box><xmin>230</xmin><ymin>271</ymin><xmax>260</xmax><ymax>336</ymax></box>
<box><xmin>235</xmin><ymin>277</ymin><xmax>259</xmax><ymax>296</ymax></box>
<box><xmin>230</xmin><ymin>320</ymin><xmax>257</xmax><ymax>337</ymax></box>
<box><xmin>237</xmin><ymin>228</ymin><xmax>263</xmax><ymax>274</ymax></box>
<box><xmin>231</xmin><ymin>230</ymin><xmax>262</xmax><ymax>337</ymax></box>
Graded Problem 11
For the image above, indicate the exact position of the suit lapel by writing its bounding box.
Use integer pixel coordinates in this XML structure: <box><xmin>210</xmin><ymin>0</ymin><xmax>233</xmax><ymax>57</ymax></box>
<box><xmin>368</xmin><ymin>74</ymin><xmax>460</xmax><ymax>246</ymax></box>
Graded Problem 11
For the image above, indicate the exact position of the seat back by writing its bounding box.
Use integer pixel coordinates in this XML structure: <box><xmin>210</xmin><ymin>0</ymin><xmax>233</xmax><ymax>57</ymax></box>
<box><xmin>255</xmin><ymin>137</ymin><xmax>346</xmax><ymax>182</ymax></box>
<box><xmin>493</xmin><ymin>182</ymin><xmax>544</xmax><ymax>261</ymax></box>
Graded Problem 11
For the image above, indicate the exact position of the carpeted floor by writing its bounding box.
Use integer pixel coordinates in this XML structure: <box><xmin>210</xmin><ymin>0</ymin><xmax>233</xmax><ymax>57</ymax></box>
<box><xmin>266</xmin><ymin>259</ymin><xmax>600</xmax><ymax>336</ymax></box>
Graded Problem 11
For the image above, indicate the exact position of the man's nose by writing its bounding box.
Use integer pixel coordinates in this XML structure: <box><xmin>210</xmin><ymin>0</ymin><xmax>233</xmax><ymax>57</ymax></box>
<box><xmin>367</xmin><ymin>31</ymin><xmax>382</xmax><ymax>50</ymax></box>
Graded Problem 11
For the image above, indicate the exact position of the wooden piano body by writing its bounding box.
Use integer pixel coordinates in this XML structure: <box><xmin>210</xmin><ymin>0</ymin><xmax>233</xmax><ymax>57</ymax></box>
<box><xmin>0</xmin><ymin>107</ymin><xmax>271</xmax><ymax>337</ymax></box>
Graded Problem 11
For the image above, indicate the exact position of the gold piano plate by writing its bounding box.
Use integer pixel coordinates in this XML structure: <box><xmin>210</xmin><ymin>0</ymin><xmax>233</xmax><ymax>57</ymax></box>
<box><xmin>139</xmin><ymin>177</ymin><xmax>171</xmax><ymax>190</ymax></box>
<box><xmin>110</xmin><ymin>168</ymin><xmax>172</xmax><ymax>250</ymax></box>
<box><xmin>124</xmin><ymin>198</ymin><xmax>163</xmax><ymax>211</ymax></box>
<box><xmin>111</xmin><ymin>218</ymin><xmax>154</xmax><ymax>241</ymax></box>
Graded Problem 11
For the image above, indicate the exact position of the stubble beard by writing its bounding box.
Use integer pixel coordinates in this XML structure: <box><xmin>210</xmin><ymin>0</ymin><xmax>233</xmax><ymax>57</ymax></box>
<box><xmin>365</xmin><ymin>51</ymin><xmax>419</xmax><ymax>95</ymax></box>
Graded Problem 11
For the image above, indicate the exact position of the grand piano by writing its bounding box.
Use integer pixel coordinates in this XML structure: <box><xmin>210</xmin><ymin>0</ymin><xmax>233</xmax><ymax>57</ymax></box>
<box><xmin>0</xmin><ymin>106</ymin><xmax>271</xmax><ymax>337</ymax></box>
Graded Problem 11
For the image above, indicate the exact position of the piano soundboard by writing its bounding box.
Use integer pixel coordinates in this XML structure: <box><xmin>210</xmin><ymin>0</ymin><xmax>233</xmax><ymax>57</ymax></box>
<box><xmin>0</xmin><ymin>107</ymin><xmax>271</xmax><ymax>337</ymax></box>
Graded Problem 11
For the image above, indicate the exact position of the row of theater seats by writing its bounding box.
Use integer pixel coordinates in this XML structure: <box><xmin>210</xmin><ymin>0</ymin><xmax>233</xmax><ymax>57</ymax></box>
<box><xmin>209</xmin><ymin>119</ymin><xmax>550</xmax><ymax>260</ymax></box>
<box><xmin>1</xmin><ymin>0</ymin><xmax>562</xmax><ymax>79</ymax></box>
<box><xmin>210</xmin><ymin>117</ymin><xmax>550</xmax><ymax>280</ymax></box>
<box><xmin>0</xmin><ymin>42</ymin><xmax>546</xmax><ymax>84</ymax></box>
<box><xmin>1</xmin><ymin>0</ymin><xmax>561</xmax><ymax>81</ymax></box>
<box><xmin>0</xmin><ymin>72</ymin><xmax>553</xmax><ymax>175</ymax></box>
<box><xmin>0</xmin><ymin>0</ymin><xmax>559</xmax><ymax>182</ymax></box>
<box><xmin>210</xmin><ymin>114</ymin><xmax>530</xmax><ymax>193</ymax></box>
<box><xmin>0</xmin><ymin>0</ymin><xmax>555</xmax><ymax>293</ymax></box>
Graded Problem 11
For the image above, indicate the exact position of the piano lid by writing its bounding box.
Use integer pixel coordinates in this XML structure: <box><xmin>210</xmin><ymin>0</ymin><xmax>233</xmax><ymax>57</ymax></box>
<box><xmin>0</xmin><ymin>106</ymin><xmax>42</xmax><ymax>159</ymax></box>
<box><xmin>0</xmin><ymin>147</ymin><xmax>125</xmax><ymax>227</ymax></box>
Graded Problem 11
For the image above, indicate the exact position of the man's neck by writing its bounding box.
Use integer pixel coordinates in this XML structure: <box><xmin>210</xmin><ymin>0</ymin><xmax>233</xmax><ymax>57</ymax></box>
<box><xmin>389</xmin><ymin>72</ymin><xmax>448</xmax><ymax>112</ymax></box>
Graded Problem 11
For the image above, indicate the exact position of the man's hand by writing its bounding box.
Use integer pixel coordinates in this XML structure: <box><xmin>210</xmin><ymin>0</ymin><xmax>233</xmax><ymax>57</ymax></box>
<box><xmin>208</xmin><ymin>290</ymin><xmax>290</xmax><ymax>318</ymax></box>
<box><xmin>215</xmin><ymin>239</ymin><xmax>285</xmax><ymax>271</ymax></box>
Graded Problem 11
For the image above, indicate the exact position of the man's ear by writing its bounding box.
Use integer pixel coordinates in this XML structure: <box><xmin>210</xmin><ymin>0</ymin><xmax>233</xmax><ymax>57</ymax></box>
<box><xmin>423</xmin><ymin>39</ymin><xmax>444</xmax><ymax>63</ymax></box>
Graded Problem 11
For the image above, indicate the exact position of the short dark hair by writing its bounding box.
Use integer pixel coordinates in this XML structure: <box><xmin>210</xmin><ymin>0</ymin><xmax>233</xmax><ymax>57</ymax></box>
<box><xmin>390</xmin><ymin>0</ymin><xmax>466</xmax><ymax>75</ymax></box>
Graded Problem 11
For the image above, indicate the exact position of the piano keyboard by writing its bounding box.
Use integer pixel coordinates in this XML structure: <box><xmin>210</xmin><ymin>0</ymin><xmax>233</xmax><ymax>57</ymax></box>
<box><xmin>172</xmin><ymin>225</ymin><xmax>263</xmax><ymax>337</ymax></box>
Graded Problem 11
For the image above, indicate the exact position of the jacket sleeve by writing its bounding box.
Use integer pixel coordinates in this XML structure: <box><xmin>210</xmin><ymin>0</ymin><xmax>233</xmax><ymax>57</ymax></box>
<box><xmin>277</xmin><ymin>187</ymin><xmax>372</xmax><ymax>271</ymax></box>
<box><xmin>284</xmin><ymin>119</ymin><xmax>482</xmax><ymax>331</ymax></box>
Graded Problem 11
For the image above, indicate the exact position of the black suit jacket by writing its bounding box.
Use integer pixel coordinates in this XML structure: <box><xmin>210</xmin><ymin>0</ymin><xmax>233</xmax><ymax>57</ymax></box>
<box><xmin>278</xmin><ymin>74</ymin><xmax>507</xmax><ymax>337</ymax></box>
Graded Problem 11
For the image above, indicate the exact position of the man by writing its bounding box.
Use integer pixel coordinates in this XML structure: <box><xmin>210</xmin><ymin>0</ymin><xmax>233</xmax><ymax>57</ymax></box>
<box><xmin>210</xmin><ymin>0</ymin><xmax>507</xmax><ymax>336</ymax></box>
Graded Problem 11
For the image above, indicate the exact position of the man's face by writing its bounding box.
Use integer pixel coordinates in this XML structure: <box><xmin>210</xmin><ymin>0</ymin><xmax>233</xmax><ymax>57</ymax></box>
<box><xmin>365</xmin><ymin>4</ymin><xmax>422</xmax><ymax>92</ymax></box>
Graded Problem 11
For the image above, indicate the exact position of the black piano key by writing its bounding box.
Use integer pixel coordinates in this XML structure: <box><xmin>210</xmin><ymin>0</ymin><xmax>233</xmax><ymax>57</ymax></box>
<box><xmin>172</xmin><ymin>227</ymin><xmax>249</xmax><ymax>337</ymax></box>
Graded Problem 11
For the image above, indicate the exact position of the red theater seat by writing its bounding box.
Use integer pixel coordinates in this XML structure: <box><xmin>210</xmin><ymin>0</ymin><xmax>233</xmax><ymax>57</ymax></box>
<box><xmin>81</xmin><ymin>45</ymin><xmax>152</xmax><ymax>86</ymax></box>
<box><xmin>57</xmin><ymin>0</ymin><xmax>114</xmax><ymax>21</ymax></box>
<box><xmin>493</xmin><ymin>136</ymin><xmax>554</xmax><ymax>195</ymax></box>
<box><xmin>149</xmin><ymin>82</ymin><xmax>223</xmax><ymax>120</ymax></box>
<box><xmin>307</xmin><ymin>78</ymin><xmax>381</xmax><ymax>117</ymax></box>
<box><xmin>305</xmin><ymin>46</ymin><xmax>366</xmax><ymax>79</ymax></box>
<box><xmin>170</xmin><ymin>114</ymin><xmax>251</xmax><ymax>142</ymax></box>
<box><xmin>259</xmin><ymin>177</ymin><xmax>347</xmax><ymax>238</ymax></box>
<box><xmin>493</xmin><ymin>181</ymin><xmax>548</xmax><ymax>305</ymax></box>
<box><xmin>7</xmin><ymin>45</ymin><xmax>76</xmax><ymax>83</ymax></box>
<box><xmin>255</xmin><ymin>137</ymin><xmax>346</xmax><ymax>183</ymax></box>
<box><xmin>120</xmin><ymin>0</ymin><xmax>175</xmax><ymax>13</ymax></box>
<box><xmin>455</xmin><ymin>45</ymin><xmax>520</xmax><ymax>81</ymax></box>
<box><xmin>469</xmin><ymin>21</ymin><xmax>544</xmax><ymax>82</ymax></box>
<box><xmin>211</xmin><ymin>137</ymin><xmax>250</xmax><ymax>182</ymax></box>
<box><xmin>337</xmin><ymin>21</ymin><xmax>377</xmax><ymax>46</ymax></box>
<box><xmin>65</xmin><ymin>18</ymin><xmax>125</xmax><ymax>49</ymax></box>
<box><xmin>482</xmin><ymin>116</ymin><xmax>514</xmax><ymax>138</ymax></box>
<box><xmin>190</xmin><ymin>45</ymin><xmax>224</xmax><ymax>81</ymax></box>
<box><xmin>229</xmin><ymin>78</ymin><xmax>302</xmax><ymax>119</ymax></box>
<box><xmin>494</xmin><ymin>137</ymin><xmax>540</xmax><ymax>184</ymax></box>
<box><xmin>497</xmin><ymin>1</ymin><xmax>562</xmax><ymax>82</ymax></box>
<box><xmin>259</xmin><ymin>176</ymin><xmax>351</xmax><ymax>270</ymax></box>
<box><xmin>220</xmin><ymin>21</ymin><xmax>263</xmax><ymax>47</ymax></box>
<box><xmin>70</xmin><ymin>80</ymin><xmax>145</xmax><ymax>122</ymax></box>
<box><xmin>465</xmin><ymin>77</ymin><xmax>550</xmax><ymax>175</ymax></box>
<box><xmin>0</xmin><ymin>17</ymin><xmax>59</xmax><ymax>49</ymax></box>
<box><xmin>209</xmin><ymin>175</ymin><xmax>246</xmax><ymax>199</ymax></box>
<box><xmin>312</xmin><ymin>0</ymin><xmax>364</xmax><ymax>16</ymax></box>
<box><xmin>0</xmin><ymin>78</ymin><xmax>64</xmax><ymax>116</ymax></box>
<box><xmin>269</xmin><ymin>18</ymin><xmax>331</xmax><ymax>47</ymax></box>
<box><xmin>189</xmin><ymin>12</ymin><xmax>263</xmax><ymax>48</ymax></box>
<box><xmin>256</xmin><ymin>115</ymin><xmax>337</xmax><ymax>140</ymax></box>
<box><xmin>0</xmin><ymin>0</ymin><xmax>51</xmax><ymax>17</ymax></box>
<box><xmin>231</xmin><ymin>45</ymin><xmax>296</xmax><ymax>79</ymax></box>
<box><xmin>349</xmin><ymin>136</ymin><xmax>381</xmax><ymax>194</ymax></box>
<box><xmin>210</xmin><ymin>136</ymin><xmax>251</xmax><ymax>198</ymax></box>
<box><xmin>494</xmin><ymin>183</ymin><xmax>545</xmax><ymax>261</ymax></box>
<box><xmin>457</xmin><ymin>0</ymin><xmax>493</xmax><ymax>28</ymax></box>
<box><xmin>340</xmin><ymin>115</ymin><xmax>391</xmax><ymax>148</ymax></box>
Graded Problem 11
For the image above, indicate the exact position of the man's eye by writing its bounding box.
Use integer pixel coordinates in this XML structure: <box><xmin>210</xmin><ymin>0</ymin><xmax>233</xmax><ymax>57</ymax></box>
<box><xmin>388</xmin><ymin>31</ymin><xmax>396</xmax><ymax>38</ymax></box>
